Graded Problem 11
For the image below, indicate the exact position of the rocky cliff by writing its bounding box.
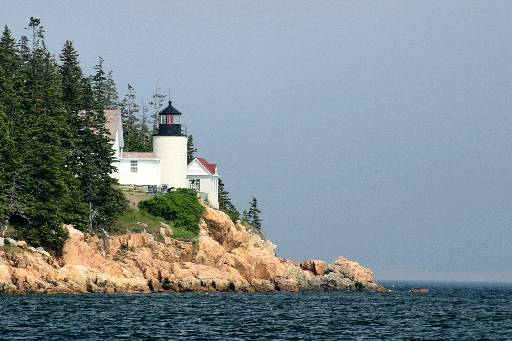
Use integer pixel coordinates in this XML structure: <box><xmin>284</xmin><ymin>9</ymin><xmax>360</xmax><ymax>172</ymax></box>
<box><xmin>0</xmin><ymin>207</ymin><xmax>387</xmax><ymax>294</ymax></box>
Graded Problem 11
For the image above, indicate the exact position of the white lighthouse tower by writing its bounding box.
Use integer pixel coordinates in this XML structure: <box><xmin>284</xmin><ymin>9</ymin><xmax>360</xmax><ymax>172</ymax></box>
<box><xmin>153</xmin><ymin>100</ymin><xmax>187</xmax><ymax>189</ymax></box>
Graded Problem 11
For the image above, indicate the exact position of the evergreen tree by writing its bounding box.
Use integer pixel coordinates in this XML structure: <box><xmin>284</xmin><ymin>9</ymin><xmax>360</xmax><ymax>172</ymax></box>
<box><xmin>15</xmin><ymin>17</ymin><xmax>74</xmax><ymax>251</ymax></box>
<box><xmin>187</xmin><ymin>135</ymin><xmax>197</xmax><ymax>164</ymax></box>
<box><xmin>104</xmin><ymin>71</ymin><xmax>119</xmax><ymax>109</ymax></box>
<box><xmin>0</xmin><ymin>107</ymin><xmax>11</xmax><ymax>236</ymax></box>
<box><xmin>91</xmin><ymin>57</ymin><xmax>106</xmax><ymax>106</ymax></box>
<box><xmin>148</xmin><ymin>84</ymin><xmax>166</xmax><ymax>129</ymax></box>
<box><xmin>91</xmin><ymin>57</ymin><xmax>119</xmax><ymax>109</ymax></box>
<box><xmin>247</xmin><ymin>197</ymin><xmax>262</xmax><ymax>230</ymax></box>
<box><xmin>58</xmin><ymin>40</ymin><xmax>89</xmax><ymax>229</ymax></box>
<box><xmin>59</xmin><ymin>41</ymin><xmax>83</xmax><ymax>112</ymax></box>
<box><xmin>0</xmin><ymin>26</ymin><xmax>21</xmax><ymax>235</ymax></box>
<box><xmin>0</xmin><ymin>19</ymin><xmax>126</xmax><ymax>251</ymax></box>
<box><xmin>140</xmin><ymin>102</ymin><xmax>152</xmax><ymax>152</ymax></box>
<box><xmin>218</xmin><ymin>178</ymin><xmax>240</xmax><ymax>222</ymax></box>
<box><xmin>120</xmin><ymin>83</ymin><xmax>142</xmax><ymax>151</ymax></box>
<box><xmin>72</xmin><ymin>70</ymin><xmax>125</xmax><ymax>231</ymax></box>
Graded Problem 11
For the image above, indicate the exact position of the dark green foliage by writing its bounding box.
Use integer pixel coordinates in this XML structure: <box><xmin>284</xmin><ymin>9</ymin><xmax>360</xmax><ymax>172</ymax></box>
<box><xmin>91</xmin><ymin>57</ymin><xmax>119</xmax><ymax>109</ymax></box>
<box><xmin>218</xmin><ymin>178</ymin><xmax>240</xmax><ymax>222</ymax></box>
<box><xmin>120</xmin><ymin>84</ymin><xmax>152</xmax><ymax>152</ymax></box>
<box><xmin>0</xmin><ymin>19</ymin><xmax>126</xmax><ymax>251</ymax></box>
<box><xmin>0</xmin><ymin>27</ymin><xmax>17</xmax><ymax>235</ymax></box>
<box><xmin>13</xmin><ymin>18</ymin><xmax>77</xmax><ymax>251</ymax></box>
<box><xmin>120</xmin><ymin>83</ymin><xmax>163</xmax><ymax>153</ymax></box>
<box><xmin>59</xmin><ymin>40</ymin><xmax>125</xmax><ymax>233</ymax></box>
<box><xmin>138</xmin><ymin>189</ymin><xmax>204</xmax><ymax>235</ymax></box>
<box><xmin>0</xmin><ymin>107</ymin><xmax>10</xmax><ymax>236</ymax></box>
<box><xmin>92</xmin><ymin>184</ymin><xmax>127</xmax><ymax>231</ymax></box>
<box><xmin>247</xmin><ymin>197</ymin><xmax>262</xmax><ymax>230</ymax></box>
<box><xmin>140</xmin><ymin>104</ymin><xmax>152</xmax><ymax>151</ymax></box>
<box><xmin>59</xmin><ymin>41</ymin><xmax>83</xmax><ymax>112</ymax></box>
<box><xmin>187</xmin><ymin>135</ymin><xmax>197</xmax><ymax>164</ymax></box>
<box><xmin>16</xmin><ymin>221</ymin><xmax>69</xmax><ymax>253</ymax></box>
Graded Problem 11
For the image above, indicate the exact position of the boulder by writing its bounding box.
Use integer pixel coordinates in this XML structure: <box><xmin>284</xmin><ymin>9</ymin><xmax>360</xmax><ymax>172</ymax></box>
<box><xmin>0</xmin><ymin>263</ymin><xmax>16</xmax><ymax>292</ymax></box>
<box><xmin>160</xmin><ymin>222</ymin><xmax>173</xmax><ymax>237</ymax></box>
<box><xmin>35</xmin><ymin>247</ymin><xmax>51</xmax><ymax>258</ymax></box>
<box><xmin>5</xmin><ymin>238</ymin><xmax>16</xmax><ymax>246</ymax></box>
<box><xmin>64</xmin><ymin>224</ymin><xmax>84</xmax><ymax>240</ymax></box>
<box><xmin>16</xmin><ymin>241</ymin><xmax>28</xmax><ymax>249</ymax></box>
<box><xmin>147</xmin><ymin>277</ymin><xmax>163</xmax><ymax>292</ymax></box>
<box><xmin>319</xmin><ymin>272</ymin><xmax>356</xmax><ymax>291</ymax></box>
<box><xmin>0</xmin><ymin>237</ymin><xmax>4</xmax><ymax>247</ymax></box>
<box><xmin>300</xmin><ymin>259</ymin><xmax>327</xmax><ymax>276</ymax></box>
<box><xmin>330</xmin><ymin>256</ymin><xmax>374</xmax><ymax>282</ymax></box>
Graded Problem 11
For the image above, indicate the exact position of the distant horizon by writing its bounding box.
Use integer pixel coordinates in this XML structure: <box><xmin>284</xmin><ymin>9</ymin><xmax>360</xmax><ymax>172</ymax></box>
<box><xmin>1</xmin><ymin>1</ymin><xmax>511</xmax><ymax>282</ymax></box>
<box><xmin>378</xmin><ymin>279</ymin><xmax>512</xmax><ymax>285</ymax></box>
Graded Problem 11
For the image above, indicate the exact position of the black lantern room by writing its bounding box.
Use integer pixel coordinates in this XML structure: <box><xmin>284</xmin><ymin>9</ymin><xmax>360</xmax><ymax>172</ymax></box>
<box><xmin>155</xmin><ymin>100</ymin><xmax>187</xmax><ymax>136</ymax></box>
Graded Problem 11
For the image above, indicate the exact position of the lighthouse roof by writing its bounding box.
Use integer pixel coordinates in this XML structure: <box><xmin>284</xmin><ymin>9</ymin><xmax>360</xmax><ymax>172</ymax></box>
<box><xmin>159</xmin><ymin>101</ymin><xmax>181</xmax><ymax>115</ymax></box>
<box><xmin>197</xmin><ymin>157</ymin><xmax>217</xmax><ymax>175</ymax></box>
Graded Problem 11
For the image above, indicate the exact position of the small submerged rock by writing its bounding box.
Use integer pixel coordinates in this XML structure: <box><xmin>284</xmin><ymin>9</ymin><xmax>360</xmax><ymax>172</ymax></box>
<box><xmin>411</xmin><ymin>288</ymin><xmax>430</xmax><ymax>293</ymax></box>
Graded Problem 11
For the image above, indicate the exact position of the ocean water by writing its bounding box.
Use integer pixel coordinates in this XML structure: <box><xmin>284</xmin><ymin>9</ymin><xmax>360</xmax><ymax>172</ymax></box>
<box><xmin>0</xmin><ymin>281</ymin><xmax>511</xmax><ymax>340</ymax></box>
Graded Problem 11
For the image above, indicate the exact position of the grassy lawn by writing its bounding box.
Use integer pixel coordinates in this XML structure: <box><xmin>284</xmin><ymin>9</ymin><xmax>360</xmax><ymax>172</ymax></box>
<box><xmin>114</xmin><ymin>209</ymin><xmax>197</xmax><ymax>241</ymax></box>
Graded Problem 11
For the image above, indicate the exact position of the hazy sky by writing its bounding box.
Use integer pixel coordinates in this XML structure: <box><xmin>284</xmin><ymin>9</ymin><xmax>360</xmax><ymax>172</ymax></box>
<box><xmin>2</xmin><ymin>1</ymin><xmax>511</xmax><ymax>282</ymax></box>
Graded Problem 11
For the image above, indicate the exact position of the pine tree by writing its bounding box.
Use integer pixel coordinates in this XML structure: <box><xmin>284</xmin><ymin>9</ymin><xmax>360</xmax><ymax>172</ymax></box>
<box><xmin>15</xmin><ymin>17</ymin><xmax>74</xmax><ymax>251</ymax></box>
<box><xmin>247</xmin><ymin>197</ymin><xmax>262</xmax><ymax>230</ymax></box>
<box><xmin>104</xmin><ymin>71</ymin><xmax>119</xmax><ymax>109</ymax></box>
<box><xmin>149</xmin><ymin>84</ymin><xmax>166</xmax><ymax>129</ymax></box>
<box><xmin>73</xmin><ymin>71</ymin><xmax>125</xmax><ymax>236</ymax></box>
<box><xmin>0</xmin><ymin>26</ymin><xmax>26</xmax><ymax>237</ymax></box>
<box><xmin>120</xmin><ymin>83</ymin><xmax>141</xmax><ymax>151</ymax></box>
<box><xmin>0</xmin><ymin>19</ymin><xmax>126</xmax><ymax>251</ymax></box>
<box><xmin>242</xmin><ymin>210</ymin><xmax>249</xmax><ymax>222</ymax></box>
<box><xmin>218</xmin><ymin>178</ymin><xmax>240</xmax><ymax>222</ymax></box>
<box><xmin>0</xmin><ymin>107</ymin><xmax>10</xmax><ymax>236</ymax></box>
<box><xmin>90</xmin><ymin>57</ymin><xmax>119</xmax><ymax>110</ymax></box>
<box><xmin>59</xmin><ymin>41</ymin><xmax>83</xmax><ymax>112</ymax></box>
<box><xmin>140</xmin><ymin>102</ymin><xmax>152</xmax><ymax>152</ymax></box>
<box><xmin>187</xmin><ymin>135</ymin><xmax>197</xmax><ymax>164</ymax></box>
<box><xmin>91</xmin><ymin>57</ymin><xmax>107</xmax><ymax>106</ymax></box>
<box><xmin>58</xmin><ymin>40</ymin><xmax>89</xmax><ymax>229</ymax></box>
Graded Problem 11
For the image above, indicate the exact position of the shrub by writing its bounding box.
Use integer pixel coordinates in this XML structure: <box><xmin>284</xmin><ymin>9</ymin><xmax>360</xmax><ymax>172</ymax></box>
<box><xmin>138</xmin><ymin>188</ymin><xmax>204</xmax><ymax>235</ymax></box>
<box><xmin>225</xmin><ymin>209</ymin><xmax>240</xmax><ymax>223</ymax></box>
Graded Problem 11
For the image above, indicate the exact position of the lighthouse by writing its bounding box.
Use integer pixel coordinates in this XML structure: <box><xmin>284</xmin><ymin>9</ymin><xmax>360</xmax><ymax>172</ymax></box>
<box><xmin>152</xmin><ymin>100</ymin><xmax>188</xmax><ymax>189</ymax></box>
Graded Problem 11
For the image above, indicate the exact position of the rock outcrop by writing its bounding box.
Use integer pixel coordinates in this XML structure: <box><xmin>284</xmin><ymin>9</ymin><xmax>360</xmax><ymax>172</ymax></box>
<box><xmin>0</xmin><ymin>207</ymin><xmax>388</xmax><ymax>294</ymax></box>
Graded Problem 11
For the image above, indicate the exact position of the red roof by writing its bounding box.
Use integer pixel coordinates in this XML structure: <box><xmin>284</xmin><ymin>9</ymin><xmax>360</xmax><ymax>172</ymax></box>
<box><xmin>197</xmin><ymin>157</ymin><xmax>217</xmax><ymax>175</ymax></box>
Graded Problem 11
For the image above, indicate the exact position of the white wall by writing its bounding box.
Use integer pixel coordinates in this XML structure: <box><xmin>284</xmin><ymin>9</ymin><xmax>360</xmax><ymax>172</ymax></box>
<box><xmin>187</xmin><ymin>175</ymin><xmax>219</xmax><ymax>208</ymax></box>
<box><xmin>118</xmin><ymin>159</ymin><xmax>161</xmax><ymax>186</ymax></box>
<box><xmin>153</xmin><ymin>135</ymin><xmax>187</xmax><ymax>188</ymax></box>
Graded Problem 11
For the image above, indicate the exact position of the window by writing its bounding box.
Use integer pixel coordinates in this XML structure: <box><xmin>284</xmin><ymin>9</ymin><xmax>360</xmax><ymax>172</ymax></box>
<box><xmin>189</xmin><ymin>179</ymin><xmax>200</xmax><ymax>191</ymax></box>
<box><xmin>130</xmin><ymin>160</ymin><xmax>138</xmax><ymax>173</ymax></box>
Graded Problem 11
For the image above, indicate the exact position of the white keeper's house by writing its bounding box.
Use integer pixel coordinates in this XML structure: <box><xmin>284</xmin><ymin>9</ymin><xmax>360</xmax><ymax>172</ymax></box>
<box><xmin>105</xmin><ymin>100</ymin><xmax>219</xmax><ymax>209</ymax></box>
